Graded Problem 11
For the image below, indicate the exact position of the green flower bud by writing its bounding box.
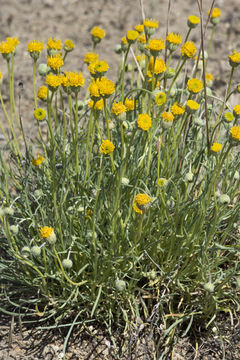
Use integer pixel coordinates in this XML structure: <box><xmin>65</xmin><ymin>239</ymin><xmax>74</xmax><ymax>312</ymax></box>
<box><xmin>121</xmin><ymin>177</ymin><xmax>130</xmax><ymax>186</ymax></box>
<box><xmin>234</xmin><ymin>171</ymin><xmax>240</xmax><ymax>180</ymax></box>
<box><xmin>38</xmin><ymin>63</ymin><xmax>51</xmax><ymax>76</ymax></box>
<box><xmin>31</xmin><ymin>245</ymin><xmax>41</xmax><ymax>257</ymax></box>
<box><xmin>185</xmin><ymin>172</ymin><xmax>194</xmax><ymax>183</ymax></box>
<box><xmin>4</xmin><ymin>207</ymin><xmax>14</xmax><ymax>216</ymax></box>
<box><xmin>114</xmin><ymin>44</ymin><xmax>122</xmax><ymax>54</ymax></box>
<box><xmin>204</xmin><ymin>282</ymin><xmax>215</xmax><ymax>293</ymax></box>
<box><xmin>10</xmin><ymin>225</ymin><xmax>19</xmax><ymax>235</ymax></box>
<box><xmin>219</xmin><ymin>194</ymin><xmax>230</xmax><ymax>205</ymax></box>
<box><xmin>21</xmin><ymin>246</ymin><xmax>31</xmax><ymax>257</ymax></box>
<box><xmin>62</xmin><ymin>259</ymin><xmax>73</xmax><ymax>269</ymax></box>
<box><xmin>165</xmin><ymin>67</ymin><xmax>175</xmax><ymax>79</ymax></box>
<box><xmin>115</xmin><ymin>279</ymin><xmax>126</xmax><ymax>292</ymax></box>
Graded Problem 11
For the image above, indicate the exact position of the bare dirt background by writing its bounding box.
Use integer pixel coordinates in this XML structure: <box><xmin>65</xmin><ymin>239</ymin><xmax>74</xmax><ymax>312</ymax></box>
<box><xmin>1</xmin><ymin>0</ymin><xmax>240</xmax><ymax>358</ymax></box>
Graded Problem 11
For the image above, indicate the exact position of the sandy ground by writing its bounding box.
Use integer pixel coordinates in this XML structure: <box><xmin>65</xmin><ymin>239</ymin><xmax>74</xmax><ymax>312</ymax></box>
<box><xmin>1</xmin><ymin>0</ymin><xmax>240</xmax><ymax>358</ymax></box>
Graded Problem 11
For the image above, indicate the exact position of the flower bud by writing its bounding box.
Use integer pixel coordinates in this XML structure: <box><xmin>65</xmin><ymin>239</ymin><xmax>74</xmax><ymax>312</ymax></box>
<box><xmin>204</xmin><ymin>282</ymin><xmax>214</xmax><ymax>293</ymax></box>
<box><xmin>62</xmin><ymin>258</ymin><xmax>73</xmax><ymax>269</ymax></box>
<box><xmin>114</xmin><ymin>44</ymin><xmax>122</xmax><ymax>54</ymax></box>
<box><xmin>234</xmin><ymin>171</ymin><xmax>240</xmax><ymax>180</ymax></box>
<box><xmin>21</xmin><ymin>246</ymin><xmax>31</xmax><ymax>257</ymax></box>
<box><xmin>185</xmin><ymin>172</ymin><xmax>194</xmax><ymax>183</ymax></box>
<box><xmin>31</xmin><ymin>245</ymin><xmax>41</xmax><ymax>257</ymax></box>
<box><xmin>38</xmin><ymin>63</ymin><xmax>51</xmax><ymax>76</ymax></box>
<box><xmin>121</xmin><ymin>177</ymin><xmax>129</xmax><ymax>186</ymax></box>
<box><xmin>4</xmin><ymin>207</ymin><xmax>14</xmax><ymax>216</ymax></box>
<box><xmin>10</xmin><ymin>225</ymin><xmax>19</xmax><ymax>235</ymax></box>
<box><xmin>115</xmin><ymin>279</ymin><xmax>126</xmax><ymax>292</ymax></box>
<box><xmin>219</xmin><ymin>194</ymin><xmax>230</xmax><ymax>205</ymax></box>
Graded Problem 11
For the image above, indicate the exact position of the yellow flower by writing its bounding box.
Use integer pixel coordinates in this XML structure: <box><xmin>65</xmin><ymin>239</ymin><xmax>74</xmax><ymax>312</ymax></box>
<box><xmin>84</xmin><ymin>52</ymin><xmax>99</xmax><ymax>64</ymax></box>
<box><xmin>208</xmin><ymin>7</ymin><xmax>221</xmax><ymax>18</ymax></box>
<box><xmin>181</xmin><ymin>41</ymin><xmax>197</xmax><ymax>58</ymax></box>
<box><xmin>137</xmin><ymin>113</ymin><xmax>152</xmax><ymax>131</ymax></box>
<box><xmin>37</xmin><ymin>86</ymin><xmax>48</xmax><ymax>101</ymax></box>
<box><xmin>133</xmin><ymin>193</ymin><xmax>151</xmax><ymax>214</ymax></box>
<box><xmin>171</xmin><ymin>102</ymin><xmax>185</xmax><ymax>116</ymax></box>
<box><xmin>98</xmin><ymin>77</ymin><xmax>115</xmax><ymax>98</ymax></box>
<box><xmin>47</xmin><ymin>37</ymin><xmax>61</xmax><ymax>50</ymax></box>
<box><xmin>64</xmin><ymin>39</ymin><xmax>75</xmax><ymax>52</ymax></box>
<box><xmin>155</xmin><ymin>92</ymin><xmax>166</xmax><ymax>106</ymax></box>
<box><xmin>157</xmin><ymin>178</ymin><xmax>168</xmax><ymax>187</ymax></box>
<box><xmin>233</xmin><ymin>105</ymin><xmax>240</xmax><ymax>117</ymax></box>
<box><xmin>206</xmin><ymin>73</ymin><xmax>214</xmax><ymax>86</ymax></box>
<box><xmin>34</xmin><ymin>108</ymin><xmax>46</xmax><ymax>121</ymax></box>
<box><xmin>187</xmin><ymin>78</ymin><xmax>203</xmax><ymax>93</ymax></box>
<box><xmin>47</xmin><ymin>54</ymin><xmax>64</xmax><ymax>71</ymax></box>
<box><xmin>88</xmin><ymin>60</ymin><xmax>109</xmax><ymax>76</ymax></box>
<box><xmin>230</xmin><ymin>126</ymin><xmax>240</xmax><ymax>142</ymax></box>
<box><xmin>88</xmin><ymin>98</ymin><xmax>104</xmax><ymax>110</ymax></box>
<box><xmin>91</xmin><ymin>26</ymin><xmax>105</xmax><ymax>41</ymax></box>
<box><xmin>0</xmin><ymin>71</ymin><xmax>2</xmax><ymax>81</ymax></box>
<box><xmin>211</xmin><ymin>142</ymin><xmax>222</xmax><ymax>152</ymax></box>
<box><xmin>46</xmin><ymin>74</ymin><xmax>62</xmax><ymax>90</ymax></box>
<box><xmin>148</xmin><ymin>57</ymin><xmax>166</xmax><ymax>74</ymax></box>
<box><xmin>186</xmin><ymin>99</ymin><xmax>199</xmax><ymax>112</ymax></box>
<box><xmin>223</xmin><ymin>111</ymin><xmax>234</xmax><ymax>123</ymax></box>
<box><xmin>62</xmin><ymin>71</ymin><xmax>85</xmax><ymax>91</ymax></box>
<box><xmin>28</xmin><ymin>41</ymin><xmax>44</xmax><ymax>59</ymax></box>
<box><xmin>229</xmin><ymin>50</ymin><xmax>240</xmax><ymax>67</ymax></box>
<box><xmin>166</xmin><ymin>33</ymin><xmax>181</xmax><ymax>51</ymax></box>
<box><xmin>121</xmin><ymin>37</ymin><xmax>128</xmax><ymax>45</ymax></box>
<box><xmin>147</xmin><ymin>38</ymin><xmax>165</xmax><ymax>55</ymax></box>
<box><xmin>137</xmin><ymin>34</ymin><xmax>146</xmax><ymax>44</ymax></box>
<box><xmin>135</xmin><ymin>24</ymin><xmax>144</xmax><ymax>33</ymax></box>
<box><xmin>162</xmin><ymin>111</ymin><xmax>174</xmax><ymax>122</ymax></box>
<box><xmin>111</xmin><ymin>102</ymin><xmax>127</xmax><ymax>116</ymax></box>
<box><xmin>124</xmin><ymin>98</ymin><xmax>135</xmax><ymax>111</ymax></box>
<box><xmin>100</xmin><ymin>139</ymin><xmax>115</xmax><ymax>154</ymax></box>
<box><xmin>144</xmin><ymin>18</ymin><xmax>158</xmax><ymax>29</ymax></box>
<box><xmin>187</xmin><ymin>15</ymin><xmax>200</xmax><ymax>28</ymax></box>
<box><xmin>32</xmin><ymin>154</ymin><xmax>44</xmax><ymax>166</ymax></box>
<box><xmin>40</xmin><ymin>226</ymin><xmax>56</xmax><ymax>244</ymax></box>
<box><xmin>89</xmin><ymin>79</ymin><xmax>100</xmax><ymax>99</ymax></box>
<box><xmin>126</xmin><ymin>30</ymin><xmax>139</xmax><ymax>44</ymax></box>
<box><xmin>0</xmin><ymin>37</ymin><xmax>19</xmax><ymax>57</ymax></box>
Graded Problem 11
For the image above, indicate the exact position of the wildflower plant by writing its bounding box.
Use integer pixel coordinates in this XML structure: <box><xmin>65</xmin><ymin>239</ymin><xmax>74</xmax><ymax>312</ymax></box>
<box><xmin>0</xmin><ymin>3</ymin><xmax>240</xmax><ymax>355</ymax></box>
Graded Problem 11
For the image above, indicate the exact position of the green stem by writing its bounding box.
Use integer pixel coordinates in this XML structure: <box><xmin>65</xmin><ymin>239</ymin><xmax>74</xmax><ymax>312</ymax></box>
<box><xmin>33</xmin><ymin>60</ymin><xmax>38</xmax><ymax>109</ymax></box>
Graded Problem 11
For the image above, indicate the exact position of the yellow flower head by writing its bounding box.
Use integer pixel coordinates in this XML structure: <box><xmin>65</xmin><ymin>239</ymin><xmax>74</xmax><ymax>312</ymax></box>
<box><xmin>147</xmin><ymin>38</ymin><xmax>165</xmax><ymax>55</ymax></box>
<box><xmin>40</xmin><ymin>226</ymin><xmax>56</xmax><ymax>244</ymax></box>
<box><xmin>233</xmin><ymin>105</ymin><xmax>240</xmax><ymax>117</ymax></box>
<box><xmin>98</xmin><ymin>77</ymin><xmax>115</xmax><ymax>98</ymax></box>
<box><xmin>91</xmin><ymin>26</ymin><xmax>105</xmax><ymax>40</ymax></box>
<box><xmin>89</xmin><ymin>79</ymin><xmax>100</xmax><ymax>99</ymax></box>
<box><xmin>0</xmin><ymin>37</ymin><xmax>19</xmax><ymax>56</ymax></box>
<box><xmin>121</xmin><ymin>37</ymin><xmax>128</xmax><ymax>45</ymax></box>
<box><xmin>100</xmin><ymin>139</ymin><xmax>115</xmax><ymax>154</ymax></box>
<box><xmin>46</xmin><ymin>74</ymin><xmax>62</xmax><ymax>90</ymax></box>
<box><xmin>171</xmin><ymin>102</ymin><xmax>185</xmax><ymax>116</ymax></box>
<box><xmin>137</xmin><ymin>113</ymin><xmax>152</xmax><ymax>131</ymax></box>
<box><xmin>230</xmin><ymin>126</ymin><xmax>240</xmax><ymax>142</ymax></box>
<box><xmin>187</xmin><ymin>15</ymin><xmax>200</xmax><ymax>28</ymax></box>
<box><xmin>148</xmin><ymin>57</ymin><xmax>166</xmax><ymax>74</ymax></box>
<box><xmin>88</xmin><ymin>98</ymin><xmax>104</xmax><ymax>111</ymax></box>
<box><xmin>64</xmin><ymin>39</ymin><xmax>75</xmax><ymax>52</ymax></box>
<box><xmin>133</xmin><ymin>193</ymin><xmax>151</xmax><ymax>214</ymax></box>
<box><xmin>161</xmin><ymin>111</ymin><xmax>174</xmax><ymax>122</ymax></box>
<box><xmin>62</xmin><ymin>71</ymin><xmax>85</xmax><ymax>92</ymax></box>
<box><xmin>32</xmin><ymin>154</ymin><xmax>44</xmax><ymax>166</ymax></box>
<box><xmin>37</xmin><ymin>86</ymin><xmax>48</xmax><ymax>101</ymax></box>
<box><xmin>157</xmin><ymin>178</ymin><xmax>168</xmax><ymax>187</ymax></box>
<box><xmin>47</xmin><ymin>54</ymin><xmax>64</xmax><ymax>71</ymax></box>
<box><xmin>166</xmin><ymin>33</ymin><xmax>182</xmax><ymax>51</ymax></box>
<box><xmin>124</xmin><ymin>98</ymin><xmax>135</xmax><ymax>111</ymax></box>
<box><xmin>34</xmin><ymin>108</ymin><xmax>46</xmax><ymax>121</ymax></box>
<box><xmin>155</xmin><ymin>92</ymin><xmax>166</xmax><ymax>106</ymax></box>
<box><xmin>211</xmin><ymin>142</ymin><xmax>222</xmax><ymax>152</ymax></box>
<box><xmin>208</xmin><ymin>7</ymin><xmax>221</xmax><ymax>18</ymax></box>
<box><xmin>84</xmin><ymin>52</ymin><xmax>99</xmax><ymax>64</ymax></box>
<box><xmin>137</xmin><ymin>34</ymin><xmax>147</xmax><ymax>44</ymax></box>
<box><xmin>126</xmin><ymin>30</ymin><xmax>139</xmax><ymax>43</ymax></box>
<box><xmin>47</xmin><ymin>37</ymin><xmax>62</xmax><ymax>50</ymax></box>
<box><xmin>135</xmin><ymin>24</ymin><xmax>144</xmax><ymax>33</ymax></box>
<box><xmin>111</xmin><ymin>102</ymin><xmax>127</xmax><ymax>116</ymax></box>
<box><xmin>181</xmin><ymin>41</ymin><xmax>197</xmax><ymax>58</ymax></box>
<box><xmin>229</xmin><ymin>50</ymin><xmax>240</xmax><ymax>67</ymax></box>
<box><xmin>88</xmin><ymin>60</ymin><xmax>109</xmax><ymax>76</ymax></box>
<box><xmin>0</xmin><ymin>71</ymin><xmax>2</xmax><ymax>81</ymax></box>
<box><xmin>186</xmin><ymin>99</ymin><xmax>199</xmax><ymax>112</ymax></box>
<box><xmin>187</xmin><ymin>78</ymin><xmax>203</xmax><ymax>93</ymax></box>
<box><xmin>206</xmin><ymin>73</ymin><xmax>214</xmax><ymax>86</ymax></box>
<box><xmin>223</xmin><ymin>111</ymin><xmax>234</xmax><ymax>123</ymax></box>
<box><xmin>144</xmin><ymin>18</ymin><xmax>158</xmax><ymax>29</ymax></box>
<box><xmin>28</xmin><ymin>40</ymin><xmax>44</xmax><ymax>53</ymax></box>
